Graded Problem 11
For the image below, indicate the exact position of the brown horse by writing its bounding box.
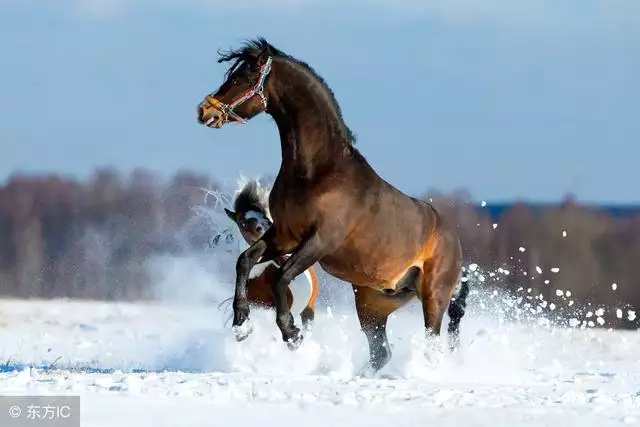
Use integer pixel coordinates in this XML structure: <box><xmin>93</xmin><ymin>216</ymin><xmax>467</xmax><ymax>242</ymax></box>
<box><xmin>223</xmin><ymin>179</ymin><xmax>319</xmax><ymax>330</ymax></box>
<box><xmin>196</xmin><ymin>38</ymin><xmax>470</xmax><ymax>376</ymax></box>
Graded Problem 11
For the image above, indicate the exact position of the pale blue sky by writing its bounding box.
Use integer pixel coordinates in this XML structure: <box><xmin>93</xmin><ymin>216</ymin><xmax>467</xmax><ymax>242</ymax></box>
<box><xmin>1</xmin><ymin>0</ymin><xmax>639</xmax><ymax>203</ymax></box>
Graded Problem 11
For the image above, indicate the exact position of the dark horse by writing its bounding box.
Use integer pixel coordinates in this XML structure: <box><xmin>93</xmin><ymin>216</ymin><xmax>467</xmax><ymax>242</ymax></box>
<box><xmin>223</xmin><ymin>179</ymin><xmax>320</xmax><ymax>330</ymax></box>
<box><xmin>196</xmin><ymin>38</ymin><xmax>470</xmax><ymax>376</ymax></box>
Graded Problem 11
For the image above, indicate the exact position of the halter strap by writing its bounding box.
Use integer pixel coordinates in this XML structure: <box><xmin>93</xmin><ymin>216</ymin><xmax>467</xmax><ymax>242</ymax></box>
<box><xmin>203</xmin><ymin>56</ymin><xmax>273</xmax><ymax>125</ymax></box>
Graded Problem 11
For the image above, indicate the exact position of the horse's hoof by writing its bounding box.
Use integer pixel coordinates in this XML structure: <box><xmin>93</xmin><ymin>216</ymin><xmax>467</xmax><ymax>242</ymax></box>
<box><xmin>285</xmin><ymin>329</ymin><xmax>303</xmax><ymax>351</ymax></box>
<box><xmin>232</xmin><ymin>320</ymin><xmax>254</xmax><ymax>342</ymax></box>
<box><xmin>355</xmin><ymin>362</ymin><xmax>378</xmax><ymax>379</ymax></box>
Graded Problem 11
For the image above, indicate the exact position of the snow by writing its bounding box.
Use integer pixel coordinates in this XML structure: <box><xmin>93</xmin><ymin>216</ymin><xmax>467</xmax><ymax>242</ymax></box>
<box><xmin>0</xmin><ymin>199</ymin><xmax>639</xmax><ymax>426</ymax></box>
<box><xmin>1</xmin><ymin>281</ymin><xmax>639</xmax><ymax>426</ymax></box>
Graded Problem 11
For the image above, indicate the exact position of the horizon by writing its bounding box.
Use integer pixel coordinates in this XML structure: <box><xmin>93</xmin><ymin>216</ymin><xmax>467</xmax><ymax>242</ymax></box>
<box><xmin>3</xmin><ymin>167</ymin><xmax>640</xmax><ymax>210</ymax></box>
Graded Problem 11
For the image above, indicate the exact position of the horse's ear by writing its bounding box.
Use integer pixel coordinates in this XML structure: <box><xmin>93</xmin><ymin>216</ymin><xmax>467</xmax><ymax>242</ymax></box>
<box><xmin>256</xmin><ymin>48</ymin><xmax>272</xmax><ymax>67</ymax></box>
<box><xmin>224</xmin><ymin>208</ymin><xmax>237</xmax><ymax>222</ymax></box>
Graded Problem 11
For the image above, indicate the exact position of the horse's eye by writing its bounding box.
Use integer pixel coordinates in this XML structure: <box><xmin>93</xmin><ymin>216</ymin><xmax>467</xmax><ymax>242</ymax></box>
<box><xmin>232</xmin><ymin>78</ymin><xmax>240</xmax><ymax>86</ymax></box>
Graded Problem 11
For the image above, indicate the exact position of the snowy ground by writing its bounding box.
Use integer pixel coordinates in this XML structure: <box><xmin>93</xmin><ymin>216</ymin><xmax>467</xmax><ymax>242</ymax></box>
<box><xmin>0</xmin><ymin>304</ymin><xmax>638</xmax><ymax>427</ymax></box>
<box><xmin>1</xmin><ymin>269</ymin><xmax>639</xmax><ymax>426</ymax></box>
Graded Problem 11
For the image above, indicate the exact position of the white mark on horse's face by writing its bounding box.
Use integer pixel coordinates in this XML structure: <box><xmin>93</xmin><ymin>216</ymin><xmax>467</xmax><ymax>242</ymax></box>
<box><xmin>237</xmin><ymin>209</ymin><xmax>271</xmax><ymax>244</ymax></box>
<box><xmin>244</xmin><ymin>210</ymin><xmax>270</xmax><ymax>229</ymax></box>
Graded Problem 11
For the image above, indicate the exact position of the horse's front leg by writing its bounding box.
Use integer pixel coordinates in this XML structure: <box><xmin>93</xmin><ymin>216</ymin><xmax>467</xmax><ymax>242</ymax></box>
<box><xmin>232</xmin><ymin>240</ymin><xmax>267</xmax><ymax>340</ymax></box>
<box><xmin>271</xmin><ymin>232</ymin><xmax>327</xmax><ymax>350</ymax></box>
<box><xmin>232</xmin><ymin>227</ymin><xmax>283</xmax><ymax>341</ymax></box>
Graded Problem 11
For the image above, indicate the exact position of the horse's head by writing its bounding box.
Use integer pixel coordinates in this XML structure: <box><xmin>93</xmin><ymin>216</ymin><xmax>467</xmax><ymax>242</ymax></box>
<box><xmin>224</xmin><ymin>207</ymin><xmax>272</xmax><ymax>246</ymax></box>
<box><xmin>197</xmin><ymin>38</ymin><xmax>276</xmax><ymax>129</ymax></box>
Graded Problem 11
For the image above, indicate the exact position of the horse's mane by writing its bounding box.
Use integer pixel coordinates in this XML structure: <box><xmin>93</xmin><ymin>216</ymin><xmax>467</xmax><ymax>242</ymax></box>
<box><xmin>232</xmin><ymin>177</ymin><xmax>272</xmax><ymax>221</ymax></box>
<box><xmin>217</xmin><ymin>37</ymin><xmax>358</xmax><ymax>146</ymax></box>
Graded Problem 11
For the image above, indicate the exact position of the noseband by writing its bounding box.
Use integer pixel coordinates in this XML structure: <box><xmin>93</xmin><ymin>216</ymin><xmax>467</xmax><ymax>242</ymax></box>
<box><xmin>202</xmin><ymin>56</ymin><xmax>273</xmax><ymax>125</ymax></box>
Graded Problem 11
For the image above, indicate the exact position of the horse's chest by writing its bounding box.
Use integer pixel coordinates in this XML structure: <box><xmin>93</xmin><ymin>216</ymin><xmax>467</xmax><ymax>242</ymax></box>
<box><xmin>270</xmin><ymin>177</ymin><xmax>312</xmax><ymax>212</ymax></box>
<box><xmin>270</xmin><ymin>197</ymin><xmax>314</xmax><ymax>235</ymax></box>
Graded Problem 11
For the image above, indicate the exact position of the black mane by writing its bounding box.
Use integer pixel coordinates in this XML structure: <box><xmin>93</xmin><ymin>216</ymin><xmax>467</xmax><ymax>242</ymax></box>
<box><xmin>217</xmin><ymin>37</ymin><xmax>358</xmax><ymax>146</ymax></box>
<box><xmin>233</xmin><ymin>179</ymin><xmax>269</xmax><ymax>217</ymax></box>
<box><xmin>217</xmin><ymin>37</ymin><xmax>285</xmax><ymax>79</ymax></box>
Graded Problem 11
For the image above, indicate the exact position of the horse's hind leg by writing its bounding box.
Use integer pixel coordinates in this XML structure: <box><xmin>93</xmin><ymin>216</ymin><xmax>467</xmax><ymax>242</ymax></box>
<box><xmin>352</xmin><ymin>284</ymin><xmax>413</xmax><ymax>377</ymax></box>
<box><xmin>300</xmin><ymin>268</ymin><xmax>319</xmax><ymax>331</ymax></box>
<box><xmin>300</xmin><ymin>306</ymin><xmax>315</xmax><ymax>330</ymax></box>
<box><xmin>418</xmin><ymin>252</ymin><xmax>463</xmax><ymax>356</ymax></box>
<box><xmin>447</xmin><ymin>269</ymin><xmax>470</xmax><ymax>352</ymax></box>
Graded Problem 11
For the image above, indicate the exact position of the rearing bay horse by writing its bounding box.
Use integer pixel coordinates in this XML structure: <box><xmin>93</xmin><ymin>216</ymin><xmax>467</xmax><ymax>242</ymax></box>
<box><xmin>196</xmin><ymin>38</ymin><xmax>470</xmax><ymax>376</ymax></box>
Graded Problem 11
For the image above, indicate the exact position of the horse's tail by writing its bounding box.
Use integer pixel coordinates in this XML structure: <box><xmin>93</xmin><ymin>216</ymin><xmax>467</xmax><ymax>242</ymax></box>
<box><xmin>447</xmin><ymin>267</ymin><xmax>470</xmax><ymax>352</ymax></box>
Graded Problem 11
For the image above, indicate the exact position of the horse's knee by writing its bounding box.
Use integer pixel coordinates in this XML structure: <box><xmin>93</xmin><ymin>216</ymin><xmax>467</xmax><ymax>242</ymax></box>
<box><xmin>271</xmin><ymin>274</ymin><xmax>291</xmax><ymax>304</ymax></box>
<box><xmin>278</xmin><ymin>265</ymin><xmax>299</xmax><ymax>284</ymax></box>
<box><xmin>236</xmin><ymin>251</ymin><xmax>254</xmax><ymax>274</ymax></box>
<box><xmin>236</xmin><ymin>241</ymin><xmax>267</xmax><ymax>273</ymax></box>
<box><xmin>272</xmin><ymin>274</ymin><xmax>297</xmax><ymax>327</ymax></box>
<box><xmin>276</xmin><ymin>310</ymin><xmax>294</xmax><ymax>328</ymax></box>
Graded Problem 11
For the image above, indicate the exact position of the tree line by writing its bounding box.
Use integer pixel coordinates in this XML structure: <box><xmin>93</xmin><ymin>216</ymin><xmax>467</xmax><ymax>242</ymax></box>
<box><xmin>0</xmin><ymin>169</ymin><xmax>637</xmax><ymax>330</ymax></box>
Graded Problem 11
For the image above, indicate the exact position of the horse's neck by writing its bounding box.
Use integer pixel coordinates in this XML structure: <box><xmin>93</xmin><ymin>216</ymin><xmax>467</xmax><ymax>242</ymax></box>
<box><xmin>268</xmin><ymin>66</ymin><xmax>349</xmax><ymax>178</ymax></box>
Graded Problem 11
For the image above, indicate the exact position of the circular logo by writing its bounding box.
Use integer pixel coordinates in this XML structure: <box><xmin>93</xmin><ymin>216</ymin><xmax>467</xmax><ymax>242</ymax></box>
<box><xmin>8</xmin><ymin>405</ymin><xmax>21</xmax><ymax>418</ymax></box>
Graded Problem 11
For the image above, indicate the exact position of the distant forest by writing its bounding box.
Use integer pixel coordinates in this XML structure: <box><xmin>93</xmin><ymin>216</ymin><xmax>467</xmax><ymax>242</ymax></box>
<box><xmin>0</xmin><ymin>169</ymin><xmax>638</xmax><ymax>330</ymax></box>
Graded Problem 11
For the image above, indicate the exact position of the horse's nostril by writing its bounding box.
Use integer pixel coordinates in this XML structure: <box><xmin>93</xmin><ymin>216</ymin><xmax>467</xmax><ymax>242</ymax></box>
<box><xmin>256</xmin><ymin>226</ymin><xmax>263</xmax><ymax>234</ymax></box>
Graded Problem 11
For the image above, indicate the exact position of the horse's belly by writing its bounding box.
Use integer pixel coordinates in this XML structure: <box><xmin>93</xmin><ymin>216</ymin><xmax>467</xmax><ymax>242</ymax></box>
<box><xmin>319</xmin><ymin>242</ymin><xmax>427</xmax><ymax>291</ymax></box>
<box><xmin>318</xmin><ymin>255</ymin><xmax>385</xmax><ymax>289</ymax></box>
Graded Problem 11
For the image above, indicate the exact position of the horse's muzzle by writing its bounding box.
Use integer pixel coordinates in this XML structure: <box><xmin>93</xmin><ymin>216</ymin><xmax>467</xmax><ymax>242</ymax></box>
<box><xmin>206</xmin><ymin>114</ymin><xmax>224</xmax><ymax>128</ymax></box>
<box><xmin>197</xmin><ymin>106</ymin><xmax>224</xmax><ymax>128</ymax></box>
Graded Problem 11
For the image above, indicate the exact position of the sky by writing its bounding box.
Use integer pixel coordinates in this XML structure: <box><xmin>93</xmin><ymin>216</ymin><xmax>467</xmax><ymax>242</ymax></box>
<box><xmin>1</xmin><ymin>0</ymin><xmax>639</xmax><ymax>204</ymax></box>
